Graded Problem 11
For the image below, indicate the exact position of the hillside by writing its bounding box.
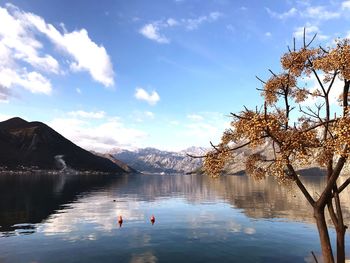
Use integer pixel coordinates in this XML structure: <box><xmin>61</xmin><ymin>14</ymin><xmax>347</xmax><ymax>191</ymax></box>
<box><xmin>0</xmin><ymin>117</ymin><xmax>127</xmax><ymax>173</ymax></box>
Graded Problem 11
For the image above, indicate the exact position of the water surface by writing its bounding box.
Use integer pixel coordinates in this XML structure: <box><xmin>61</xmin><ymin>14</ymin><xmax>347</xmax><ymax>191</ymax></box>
<box><xmin>1</xmin><ymin>173</ymin><xmax>349</xmax><ymax>262</ymax></box>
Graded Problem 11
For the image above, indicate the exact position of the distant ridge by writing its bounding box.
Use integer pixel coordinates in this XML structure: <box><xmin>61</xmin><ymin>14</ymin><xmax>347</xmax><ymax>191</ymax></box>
<box><xmin>110</xmin><ymin>147</ymin><xmax>208</xmax><ymax>174</ymax></box>
<box><xmin>0</xmin><ymin>117</ymin><xmax>127</xmax><ymax>173</ymax></box>
<box><xmin>92</xmin><ymin>152</ymin><xmax>139</xmax><ymax>173</ymax></box>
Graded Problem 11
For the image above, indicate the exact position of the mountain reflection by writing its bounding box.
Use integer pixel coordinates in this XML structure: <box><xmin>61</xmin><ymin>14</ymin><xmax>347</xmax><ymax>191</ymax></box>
<box><xmin>109</xmin><ymin>174</ymin><xmax>350</xmax><ymax>224</ymax></box>
<box><xmin>0</xmin><ymin>173</ymin><xmax>121</xmax><ymax>234</ymax></box>
<box><xmin>1</xmin><ymin>173</ymin><xmax>349</xmax><ymax>237</ymax></box>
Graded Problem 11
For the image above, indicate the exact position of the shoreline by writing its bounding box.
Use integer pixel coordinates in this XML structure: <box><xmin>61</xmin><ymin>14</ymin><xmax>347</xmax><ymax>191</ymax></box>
<box><xmin>0</xmin><ymin>167</ymin><xmax>117</xmax><ymax>176</ymax></box>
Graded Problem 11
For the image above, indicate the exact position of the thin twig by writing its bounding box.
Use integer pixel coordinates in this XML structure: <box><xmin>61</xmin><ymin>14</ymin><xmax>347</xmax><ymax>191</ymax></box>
<box><xmin>268</xmin><ymin>69</ymin><xmax>277</xmax><ymax>76</ymax></box>
<box><xmin>256</xmin><ymin>76</ymin><xmax>266</xmax><ymax>84</ymax></box>
<box><xmin>306</xmin><ymin>33</ymin><xmax>317</xmax><ymax>48</ymax></box>
<box><xmin>311</xmin><ymin>251</ymin><xmax>319</xmax><ymax>263</ymax></box>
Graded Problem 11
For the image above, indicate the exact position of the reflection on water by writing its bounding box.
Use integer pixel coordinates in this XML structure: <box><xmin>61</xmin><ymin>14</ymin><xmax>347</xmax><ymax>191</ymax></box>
<box><xmin>0</xmin><ymin>173</ymin><xmax>118</xmax><ymax>234</ymax></box>
<box><xmin>0</xmin><ymin>173</ymin><xmax>349</xmax><ymax>262</ymax></box>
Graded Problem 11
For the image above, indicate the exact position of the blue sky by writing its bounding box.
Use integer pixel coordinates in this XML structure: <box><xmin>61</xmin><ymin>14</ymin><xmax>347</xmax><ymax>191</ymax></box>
<box><xmin>0</xmin><ymin>0</ymin><xmax>350</xmax><ymax>152</ymax></box>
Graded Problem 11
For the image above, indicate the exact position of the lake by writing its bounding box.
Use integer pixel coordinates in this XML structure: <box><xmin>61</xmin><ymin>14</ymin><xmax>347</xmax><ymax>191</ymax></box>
<box><xmin>0</xmin><ymin>173</ymin><xmax>349</xmax><ymax>262</ymax></box>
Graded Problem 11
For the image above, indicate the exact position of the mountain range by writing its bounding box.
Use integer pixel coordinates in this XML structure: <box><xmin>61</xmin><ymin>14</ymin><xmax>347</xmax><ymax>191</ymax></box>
<box><xmin>0</xmin><ymin>117</ymin><xmax>336</xmax><ymax>176</ymax></box>
<box><xmin>0</xmin><ymin>117</ymin><xmax>129</xmax><ymax>173</ymax></box>
<box><xmin>110</xmin><ymin>142</ymin><xmax>336</xmax><ymax>176</ymax></box>
<box><xmin>110</xmin><ymin>147</ymin><xmax>208</xmax><ymax>174</ymax></box>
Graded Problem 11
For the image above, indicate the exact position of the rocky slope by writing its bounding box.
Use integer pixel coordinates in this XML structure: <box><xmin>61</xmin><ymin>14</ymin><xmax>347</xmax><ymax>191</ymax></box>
<box><xmin>92</xmin><ymin>152</ymin><xmax>138</xmax><ymax>173</ymax></box>
<box><xmin>110</xmin><ymin>147</ymin><xmax>208</xmax><ymax>174</ymax></box>
<box><xmin>0</xmin><ymin>117</ymin><xmax>127</xmax><ymax>173</ymax></box>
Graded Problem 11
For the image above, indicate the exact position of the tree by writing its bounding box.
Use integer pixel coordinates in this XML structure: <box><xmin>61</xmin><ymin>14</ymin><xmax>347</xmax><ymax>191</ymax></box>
<box><xmin>202</xmin><ymin>31</ymin><xmax>350</xmax><ymax>263</ymax></box>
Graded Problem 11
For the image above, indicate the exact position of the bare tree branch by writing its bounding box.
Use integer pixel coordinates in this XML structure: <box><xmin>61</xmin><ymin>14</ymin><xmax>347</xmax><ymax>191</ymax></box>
<box><xmin>287</xmin><ymin>163</ymin><xmax>315</xmax><ymax>206</ymax></box>
<box><xmin>256</xmin><ymin>76</ymin><xmax>266</xmax><ymax>84</ymax></box>
<box><xmin>337</xmin><ymin>177</ymin><xmax>350</xmax><ymax>194</ymax></box>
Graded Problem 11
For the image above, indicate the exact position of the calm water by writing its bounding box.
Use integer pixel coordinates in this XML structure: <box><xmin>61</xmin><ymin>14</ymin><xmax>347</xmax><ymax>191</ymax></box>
<box><xmin>1</xmin><ymin>173</ymin><xmax>350</xmax><ymax>263</ymax></box>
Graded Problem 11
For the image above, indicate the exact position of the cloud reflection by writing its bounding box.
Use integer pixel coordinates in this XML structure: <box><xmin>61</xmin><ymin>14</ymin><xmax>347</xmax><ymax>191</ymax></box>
<box><xmin>130</xmin><ymin>251</ymin><xmax>158</xmax><ymax>263</ymax></box>
<box><xmin>38</xmin><ymin>193</ymin><xmax>146</xmax><ymax>240</ymax></box>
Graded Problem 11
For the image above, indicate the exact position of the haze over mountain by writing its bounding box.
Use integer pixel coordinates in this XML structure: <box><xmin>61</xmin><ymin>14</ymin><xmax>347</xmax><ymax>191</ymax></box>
<box><xmin>0</xmin><ymin>117</ymin><xmax>127</xmax><ymax>173</ymax></box>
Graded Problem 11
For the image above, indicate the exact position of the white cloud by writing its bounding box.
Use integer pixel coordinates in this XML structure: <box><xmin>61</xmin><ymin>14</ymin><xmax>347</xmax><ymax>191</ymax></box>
<box><xmin>267</xmin><ymin>5</ymin><xmax>341</xmax><ymax>21</ymax></box>
<box><xmin>76</xmin><ymin>88</ymin><xmax>82</xmax><ymax>94</ymax></box>
<box><xmin>181</xmin><ymin>112</ymin><xmax>230</xmax><ymax>145</ymax></box>
<box><xmin>265</xmin><ymin>32</ymin><xmax>272</xmax><ymax>37</ymax></box>
<box><xmin>0</xmin><ymin>5</ymin><xmax>55</xmax><ymax>97</ymax></box>
<box><xmin>49</xmin><ymin>117</ymin><xmax>148</xmax><ymax>152</ymax></box>
<box><xmin>266</xmin><ymin>7</ymin><xmax>297</xmax><ymax>19</ymax></box>
<box><xmin>183</xmin><ymin>12</ymin><xmax>222</xmax><ymax>30</ymax></box>
<box><xmin>185</xmin><ymin>122</ymin><xmax>219</xmax><ymax>139</ymax></box>
<box><xmin>320</xmin><ymin>78</ymin><xmax>343</xmax><ymax>106</ymax></box>
<box><xmin>0</xmin><ymin>5</ymin><xmax>60</xmax><ymax>74</ymax></box>
<box><xmin>15</xmin><ymin>70</ymin><xmax>52</xmax><ymax>94</ymax></box>
<box><xmin>68</xmin><ymin>110</ymin><xmax>106</xmax><ymax>119</ymax></box>
<box><xmin>342</xmin><ymin>1</ymin><xmax>350</xmax><ymax>9</ymax></box>
<box><xmin>132</xmin><ymin>111</ymin><xmax>155</xmax><ymax>122</ymax></box>
<box><xmin>187</xmin><ymin>114</ymin><xmax>204</xmax><ymax>121</ymax></box>
<box><xmin>0</xmin><ymin>84</ymin><xmax>11</xmax><ymax>102</ymax></box>
<box><xmin>209</xmin><ymin>11</ymin><xmax>222</xmax><ymax>20</ymax></box>
<box><xmin>0</xmin><ymin>67</ymin><xmax>52</xmax><ymax>94</ymax></box>
<box><xmin>134</xmin><ymin>87</ymin><xmax>160</xmax><ymax>105</ymax></box>
<box><xmin>0</xmin><ymin>3</ymin><xmax>114</xmax><ymax>100</ymax></box>
<box><xmin>184</xmin><ymin>16</ymin><xmax>208</xmax><ymax>30</ymax></box>
<box><xmin>139</xmin><ymin>23</ymin><xmax>169</xmax><ymax>44</ymax></box>
<box><xmin>21</xmin><ymin>12</ymin><xmax>114</xmax><ymax>87</ymax></box>
<box><xmin>293</xmin><ymin>25</ymin><xmax>329</xmax><ymax>41</ymax></box>
<box><xmin>139</xmin><ymin>12</ymin><xmax>222</xmax><ymax>43</ymax></box>
<box><xmin>145</xmin><ymin>111</ymin><xmax>155</xmax><ymax>118</ymax></box>
<box><xmin>167</xmin><ymin>18</ymin><xmax>178</xmax><ymax>27</ymax></box>
<box><xmin>303</xmin><ymin>6</ymin><xmax>340</xmax><ymax>20</ymax></box>
<box><xmin>301</xmin><ymin>74</ymin><xmax>344</xmax><ymax>107</ymax></box>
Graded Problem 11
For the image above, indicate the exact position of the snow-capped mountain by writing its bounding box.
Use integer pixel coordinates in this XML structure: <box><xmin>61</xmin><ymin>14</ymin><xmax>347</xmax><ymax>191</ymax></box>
<box><xmin>109</xmin><ymin>147</ymin><xmax>209</xmax><ymax>174</ymax></box>
<box><xmin>109</xmin><ymin>143</ymin><xmax>347</xmax><ymax>176</ymax></box>
<box><xmin>179</xmin><ymin>146</ymin><xmax>208</xmax><ymax>156</ymax></box>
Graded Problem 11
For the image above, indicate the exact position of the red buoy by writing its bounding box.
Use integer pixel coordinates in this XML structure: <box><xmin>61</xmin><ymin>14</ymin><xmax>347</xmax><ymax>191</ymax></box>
<box><xmin>150</xmin><ymin>215</ymin><xmax>155</xmax><ymax>225</ymax></box>
<box><xmin>118</xmin><ymin>215</ymin><xmax>123</xmax><ymax>227</ymax></box>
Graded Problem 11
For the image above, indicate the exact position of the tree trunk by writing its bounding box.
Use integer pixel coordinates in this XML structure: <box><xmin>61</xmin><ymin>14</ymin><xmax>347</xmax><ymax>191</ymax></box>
<box><xmin>336</xmin><ymin>227</ymin><xmax>346</xmax><ymax>263</ymax></box>
<box><xmin>314</xmin><ymin>209</ymin><xmax>335</xmax><ymax>263</ymax></box>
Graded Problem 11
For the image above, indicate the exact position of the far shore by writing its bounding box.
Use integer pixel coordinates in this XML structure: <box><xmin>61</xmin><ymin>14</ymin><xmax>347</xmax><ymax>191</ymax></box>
<box><xmin>0</xmin><ymin>167</ymin><xmax>120</xmax><ymax>176</ymax></box>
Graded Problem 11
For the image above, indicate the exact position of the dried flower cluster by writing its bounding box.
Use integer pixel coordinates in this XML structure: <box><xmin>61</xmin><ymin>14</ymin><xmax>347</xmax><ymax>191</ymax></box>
<box><xmin>281</xmin><ymin>48</ymin><xmax>317</xmax><ymax>76</ymax></box>
<box><xmin>263</xmin><ymin>74</ymin><xmax>296</xmax><ymax>105</ymax></box>
<box><xmin>245</xmin><ymin>153</ymin><xmax>266</xmax><ymax>180</ymax></box>
<box><xmin>313</xmin><ymin>39</ymin><xmax>350</xmax><ymax>80</ymax></box>
<box><xmin>203</xmin><ymin>145</ymin><xmax>231</xmax><ymax>178</ymax></box>
<box><xmin>332</xmin><ymin>116</ymin><xmax>350</xmax><ymax>157</ymax></box>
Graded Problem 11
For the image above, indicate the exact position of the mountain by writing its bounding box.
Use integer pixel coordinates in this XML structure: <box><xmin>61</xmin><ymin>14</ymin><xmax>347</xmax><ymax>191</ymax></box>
<box><xmin>92</xmin><ymin>152</ymin><xmax>139</xmax><ymax>173</ymax></box>
<box><xmin>0</xmin><ymin>117</ymin><xmax>127</xmax><ymax>173</ymax></box>
<box><xmin>110</xmin><ymin>147</ymin><xmax>208</xmax><ymax>174</ymax></box>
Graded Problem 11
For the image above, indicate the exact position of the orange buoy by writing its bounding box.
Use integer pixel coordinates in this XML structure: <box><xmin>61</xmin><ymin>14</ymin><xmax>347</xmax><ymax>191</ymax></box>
<box><xmin>118</xmin><ymin>215</ymin><xmax>123</xmax><ymax>227</ymax></box>
<box><xmin>150</xmin><ymin>215</ymin><xmax>155</xmax><ymax>225</ymax></box>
